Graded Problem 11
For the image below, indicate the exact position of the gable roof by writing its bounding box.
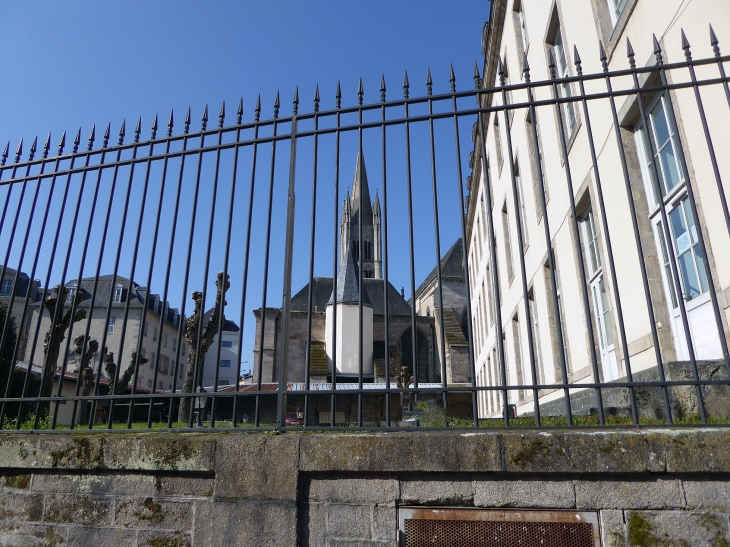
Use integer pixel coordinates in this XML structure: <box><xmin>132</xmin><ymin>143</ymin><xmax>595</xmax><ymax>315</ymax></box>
<box><xmin>414</xmin><ymin>238</ymin><xmax>465</xmax><ymax>299</ymax></box>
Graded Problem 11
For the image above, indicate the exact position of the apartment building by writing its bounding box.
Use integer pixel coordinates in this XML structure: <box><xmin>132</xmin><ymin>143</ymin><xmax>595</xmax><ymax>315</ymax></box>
<box><xmin>466</xmin><ymin>0</ymin><xmax>730</xmax><ymax>417</ymax></box>
<box><xmin>24</xmin><ymin>275</ymin><xmax>187</xmax><ymax>392</ymax></box>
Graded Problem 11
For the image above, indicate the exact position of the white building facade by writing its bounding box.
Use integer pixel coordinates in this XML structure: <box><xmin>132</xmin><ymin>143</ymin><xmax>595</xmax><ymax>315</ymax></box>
<box><xmin>467</xmin><ymin>0</ymin><xmax>730</xmax><ymax>418</ymax></box>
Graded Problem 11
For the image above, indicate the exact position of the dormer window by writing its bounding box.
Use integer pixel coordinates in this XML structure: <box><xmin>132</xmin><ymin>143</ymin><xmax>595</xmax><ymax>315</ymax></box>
<box><xmin>65</xmin><ymin>284</ymin><xmax>77</xmax><ymax>304</ymax></box>
<box><xmin>0</xmin><ymin>279</ymin><xmax>11</xmax><ymax>295</ymax></box>
<box><xmin>154</xmin><ymin>297</ymin><xmax>160</xmax><ymax>314</ymax></box>
<box><xmin>112</xmin><ymin>284</ymin><xmax>123</xmax><ymax>303</ymax></box>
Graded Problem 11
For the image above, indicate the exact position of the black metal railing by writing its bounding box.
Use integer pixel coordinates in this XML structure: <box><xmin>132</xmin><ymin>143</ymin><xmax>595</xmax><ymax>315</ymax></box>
<box><xmin>0</xmin><ymin>28</ymin><xmax>729</xmax><ymax>432</ymax></box>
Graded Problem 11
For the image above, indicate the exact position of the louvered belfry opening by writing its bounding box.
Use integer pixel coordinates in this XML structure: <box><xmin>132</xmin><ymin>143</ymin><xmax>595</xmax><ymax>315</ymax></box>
<box><xmin>399</xmin><ymin>508</ymin><xmax>601</xmax><ymax>547</ymax></box>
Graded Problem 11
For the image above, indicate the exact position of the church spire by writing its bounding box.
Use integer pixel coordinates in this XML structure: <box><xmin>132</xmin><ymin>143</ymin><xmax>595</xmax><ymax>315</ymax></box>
<box><xmin>350</xmin><ymin>151</ymin><xmax>373</xmax><ymax>226</ymax></box>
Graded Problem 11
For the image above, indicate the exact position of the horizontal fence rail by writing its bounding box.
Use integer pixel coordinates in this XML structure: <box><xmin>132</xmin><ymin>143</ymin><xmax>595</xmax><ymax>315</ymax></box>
<box><xmin>0</xmin><ymin>29</ymin><xmax>729</xmax><ymax>432</ymax></box>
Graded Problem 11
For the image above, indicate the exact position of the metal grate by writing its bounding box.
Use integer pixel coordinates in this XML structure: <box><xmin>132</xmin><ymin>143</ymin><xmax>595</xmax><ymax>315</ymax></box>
<box><xmin>399</xmin><ymin>508</ymin><xmax>600</xmax><ymax>547</ymax></box>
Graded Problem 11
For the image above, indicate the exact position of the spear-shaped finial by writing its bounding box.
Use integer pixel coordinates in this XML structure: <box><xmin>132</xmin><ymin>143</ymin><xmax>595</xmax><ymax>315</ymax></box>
<box><xmin>336</xmin><ymin>81</ymin><xmax>342</xmax><ymax>109</ymax></box>
<box><xmin>523</xmin><ymin>53</ymin><xmax>531</xmax><ymax>83</ymax></box>
<box><xmin>184</xmin><ymin>108</ymin><xmax>191</xmax><ymax>134</ymax></box>
<box><xmin>449</xmin><ymin>64</ymin><xmax>456</xmax><ymax>93</ymax></box>
<box><xmin>134</xmin><ymin>117</ymin><xmax>141</xmax><ymax>143</ymax></box>
<box><xmin>237</xmin><ymin>98</ymin><xmax>243</xmax><ymax>125</ymax></box>
<box><xmin>1</xmin><ymin>142</ymin><xmax>8</xmax><ymax>165</ymax></box>
<box><xmin>29</xmin><ymin>137</ymin><xmax>37</xmax><ymax>161</ymax></box>
<box><xmin>380</xmin><ymin>74</ymin><xmax>386</xmax><ymax>102</ymax></box>
<box><xmin>273</xmin><ymin>91</ymin><xmax>280</xmax><ymax>119</ymax></box>
<box><xmin>201</xmin><ymin>105</ymin><xmax>208</xmax><ymax>131</ymax></box>
<box><xmin>710</xmin><ymin>24</ymin><xmax>720</xmax><ymax>57</ymax></box>
<box><xmin>497</xmin><ymin>57</ymin><xmax>505</xmax><ymax>86</ymax></box>
<box><xmin>118</xmin><ymin>120</ymin><xmax>125</xmax><ymax>146</ymax></box>
<box><xmin>58</xmin><ymin>131</ymin><xmax>66</xmax><ymax>155</ymax></box>
<box><xmin>652</xmin><ymin>33</ymin><xmax>663</xmax><ymax>64</ymax></box>
<box><xmin>103</xmin><ymin>123</ymin><xmax>110</xmax><ymax>148</ymax></box>
<box><xmin>293</xmin><ymin>87</ymin><xmax>299</xmax><ymax>115</ymax></box>
<box><xmin>73</xmin><ymin>128</ymin><xmax>81</xmax><ymax>153</ymax></box>
<box><xmin>573</xmin><ymin>45</ymin><xmax>583</xmax><ymax>76</ymax></box>
<box><xmin>599</xmin><ymin>40</ymin><xmax>608</xmax><ymax>72</ymax></box>
<box><xmin>43</xmin><ymin>133</ymin><xmax>51</xmax><ymax>158</ymax></box>
<box><xmin>547</xmin><ymin>49</ymin><xmax>557</xmax><ymax>79</ymax></box>
<box><xmin>426</xmin><ymin>68</ymin><xmax>433</xmax><ymax>96</ymax></box>
<box><xmin>87</xmin><ymin>124</ymin><xmax>95</xmax><ymax>151</ymax></box>
<box><xmin>167</xmin><ymin>109</ymin><xmax>174</xmax><ymax>137</ymax></box>
<box><xmin>358</xmin><ymin>78</ymin><xmax>364</xmax><ymax>106</ymax></box>
<box><xmin>314</xmin><ymin>85</ymin><xmax>320</xmax><ymax>113</ymax></box>
<box><xmin>255</xmin><ymin>95</ymin><xmax>261</xmax><ymax>122</ymax></box>
<box><xmin>403</xmin><ymin>71</ymin><xmax>410</xmax><ymax>99</ymax></box>
<box><xmin>473</xmin><ymin>60</ymin><xmax>481</xmax><ymax>89</ymax></box>
<box><xmin>219</xmin><ymin>101</ymin><xmax>225</xmax><ymax>128</ymax></box>
<box><xmin>681</xmin><ymin>29</ymin><xmax>692</xmax><ymax>60</ymax></box>
<box><xmin>151</xmin><ymin>114</ymin><xmax>158</xmax><ymax>140</ymax></box>
<box><xmin>14</xmin><ymin>138</ymin><xmax>23</xmax><ymax>163</ymax></box>
<box><xmin>626</xmin><ymin>37</ymin><xmax>636</xmax><ymax>69</ymax></box>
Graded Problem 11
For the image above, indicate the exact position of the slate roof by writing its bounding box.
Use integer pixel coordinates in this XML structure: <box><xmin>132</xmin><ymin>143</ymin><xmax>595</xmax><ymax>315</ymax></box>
<box><xmin>350</xmin><ymin>152</ymin><xmax>373</xmax><ymax>228</ymax></box>
<box><xmin>414</xmin><ymin>238</ymin><xmax>465</xmax><ymax>299</ymax></box>
<box><xmin>0</xmin><ymin>266</ymin><xmax>40</xmax><ymax>300</ymax></box>
<box><xmin>328</xmin><ymin>243</ymin><xmax>372</xmax><ymax>307</ymax></box>
<box><xmin>202</xmin><ymin>308</ymin><xmax>240</xmax><ymax>332</ymax></box>
<box><xmin>290</xmin><ymin>277</ymin><xmax>412</xmax><ymax>317</ymax></box>
<box><xmin>435</xmin><ymin>305</ymin><xmax>469</xmax><ymax>347</ymax></box>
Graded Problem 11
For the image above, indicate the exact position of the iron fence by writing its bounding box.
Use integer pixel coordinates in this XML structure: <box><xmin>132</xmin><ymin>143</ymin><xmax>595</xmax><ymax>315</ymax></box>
<box><xmin>0</xmin><ymin>28</ymin><xmax>729</xmax><ymax>432</ymax></box>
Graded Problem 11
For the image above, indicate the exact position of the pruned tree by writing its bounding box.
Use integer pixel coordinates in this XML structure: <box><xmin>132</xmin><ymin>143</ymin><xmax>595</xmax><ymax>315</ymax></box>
<box><xmin>102</xmin><ymin>348</ymin><xmax>147</xmax><ymax>396</ymax></box>
<box><xmin>178</xmin><ymin>272</ymin><xmax>229</xmax><ymax>423</ymax></box>
<box><xmin>73</xmin><ymin>335</ymin><xmax>98</xmax><ymax>425</ymax></box>
<box><xmin>0</xmin><ymin>300</ymin><xmax>18</xmax><ymax>397</ymax></box>
<box><xmin>38</xmin><ymin>285</ymin><xmax>87</xmax><ymax>410</ymax></box>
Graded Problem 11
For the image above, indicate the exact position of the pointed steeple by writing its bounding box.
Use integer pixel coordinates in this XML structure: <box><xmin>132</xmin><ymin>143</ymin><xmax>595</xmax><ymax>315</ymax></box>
<box><xmin>373</xmin><ymin>188</ymin><xmax>381</xmax><ymax>214</ymax></box>
<box><xmin>350</xmin><ymin>151</ymin><xmax>373</xmax><ymax>227</ymax></box>
<box><xmin>328</xmin><ymin>242</ymin><xmax>372</xmax><ymax>306</ymax></box>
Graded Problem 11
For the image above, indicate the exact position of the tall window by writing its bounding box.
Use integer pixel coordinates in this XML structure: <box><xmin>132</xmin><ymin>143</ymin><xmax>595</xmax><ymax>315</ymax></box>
<box><xmin>580</xmin><ymin>206</ymin><xmax>618</xmax><ymax>380</ymax></box>
<box><xmin>173</xmin><ymin>338</ymin><xmax>177</xmax><ymax>351</ymax></box>
<box><xmin>65</xmin><ymin>284</ymin><xmax>77</xmax><ymax>304</ymax></box>
<box><xmin>637</xmin><ymin>95</ymin><xmax>708</xmax><ymax>305</ymax></box>
<box><xmin>528</xmin><ymin>290</ymin><xmax>544</xmax><ymax>385</ymax></box>
<box><xmin>608</xmin><ymin>0</ymin><xmax>628</xmax><ymax>27</ymax></box>
<box><xmin>150</xmin><ymin>352</ymin><xmax>156</xmax><ymax>369</ymax></box>
<box><xmin>153</xmin><ymin>327</ymin><xmax>158</xmax><ymax>342</ymax></box>
<box><xmin>163</xmin><ymin>333</ymin><xmax>168</xmax><ymax>348</ymax></box>
<box><xmin>107</xmin><ymin>316</ymin><xmax>116</xmax><ymax>334</ymax></box>
<box><xmin>220</xmin><ymin>359</ymin><xmax>231</xmax><ymax>368</ymax></box>
<box><xmin>514</xmin><ymin>161</ymin><xmax>529</xmax><ymax>249</ymax></box>
<box><xmin>551</xmin><ymin>22</ymin><xmax>577</xmax><ymax>138</ymax></box>
<box><xmin>512</xmin><ymin>315</ymin><xmax>525</xmax><ymax>401</ymax></box>
<box><xmin>526</xmin><ymin>112</ymin><xmax>549</xmax><ymax>208</ymax></box>
<box><xmin>501</xmin><ymin>203</ymin><xmax>514</xmax><ymax>282</ymax></box>
<box><xmin>0</xmin><ymin>279</ymin><xmax>11</xmax><ymax>295</ymax></box>
<box><xmin>516</xmin><ymin>1</ymin><xmax>529</xmax><ymax>55</ymax></box>
<box><xmin>493</xmin><ymin>115</ymin><xmax>504</xmax><ymax>172</ymax></box>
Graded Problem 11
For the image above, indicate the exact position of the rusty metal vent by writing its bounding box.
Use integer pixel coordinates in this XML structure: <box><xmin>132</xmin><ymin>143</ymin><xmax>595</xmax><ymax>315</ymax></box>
<box><xmin>399</xmin><ymin>508</ymin><xmax>601</xmax><ymax>547</ymax></box>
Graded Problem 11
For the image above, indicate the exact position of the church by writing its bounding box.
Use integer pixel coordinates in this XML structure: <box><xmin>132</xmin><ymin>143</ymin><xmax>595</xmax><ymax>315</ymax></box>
<box><xmin>252</xmin><ymin>154</ymin><xmax>470</xmax><ymax>390</ymax></box>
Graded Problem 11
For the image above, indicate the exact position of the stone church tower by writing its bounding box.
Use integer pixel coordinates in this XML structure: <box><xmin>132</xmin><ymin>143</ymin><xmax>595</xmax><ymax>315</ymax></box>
<box><xmin>340</xmin><ymin>153</ymin><xmax>382</xmax><ymax>279</ymax></box>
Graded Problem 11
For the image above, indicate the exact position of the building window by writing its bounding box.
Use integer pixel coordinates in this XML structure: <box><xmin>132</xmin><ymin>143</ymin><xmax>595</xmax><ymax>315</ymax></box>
<box><xmin>608</xmin><ymin>0</ymin><xmax>628</xmax><ymax>27</ymax></box>
<box><xmin>178</xmin><ymin>364</ymin><xmax>184</xmax><ymax>379</ymax></box>
<box><xmin>363</xmin><ymin>270</ymin><xmax>374</xmax><ymax>279</ymax></box>
<box><xmin>152</xmin><ymin>327</ymin><xmax>157</xmax><ymax>341</ymax></box>
<box><xmin>526</xmin><ymin>111</ymin><xmax>549</xmax><ymax>209</ymax></box>
<box><xmin>220</xmin><ymin>359</ymin><xmax>231</xmax><ymax>368</ymax></box>
<box><xmin>544</xmin><ymin>254</ymin><xmax>571</xmax><ymax>380</ymax></box>
<box><xmin>514</xmin><ymin>160</ymin><xmax>529</xmax><ymax>249</ymax></box>
<box><xmin>149</xmin><ymin>352</ymin><xmax>155</xmax><ymax>369</ymax></box>
<box><xmin>65</xmin><ymin>285</ymin><xmax>77</xmax><ymax>304</ymax></box>
<box><xmin>222</xmin><ymin>340</ymin><xmax>233</xmax><ymax>348</ymax></box>
<box><xmin>501</xmin><ymin>202</ymin><xmax>514</xmax><ymax>282</ymax></box>
<box><xmin>219</xmin><ymin>380</ymin><xmax>230</xmax><ymax>386</ymax></box>
<box><xmin>154</xmin><ymin>297</ymin><xmax>160</xmax><ymax>314</ymax></box>
<box><xmin>107</xmin><ymin>316</ymin><xmax>116</xmax><ymax>334</ymax></box>
<box><xmin>493</xmin><ymin>115</ymin><xmax>504</xmax><ymax>173</ymax></box>
<box><xmin>528</xmin><ymin>289</ymin><xmax>544</xmax><ymax>385</ymax></box>
<box><xmin>363</xmin><ymin>240</ymin><xmax>372</xmax><ymax>261</ymax></box>
<box><xmin>511</xmin><ymin>314</ymin><xmax>525</xmax><ymax>401</ymax></box>
<box><xmin>549</xmin><ymin>20</ymin><xmax>578</xmax><ymax>138</ymax></box>
<box><xmin>513</xmin><ymin>0</ymin><xmax>529</xmax><ymax>62</ymax></box>
<box><xmin>163</xmin><ymin>333</ymin><xmax>167</xmax><ymax>348</ymax></box>
<box><xmin>0</xmin><ymin>279</ymin><xmax>11</xmax><ymax>295</ymax></box>
<box><xmin>580</xmin><ymin>206</ymin><xmax>618</xmax><ymax>381</ymax></box>
<box><xmin>148</xmin><ymin>380</ymin><xmax>153</xmax><ymax>389</ymax></box>
<box><xmin>144</xmin><ymin>322</ymin><xmax>148</xmax><ymax>337</ymax></box>
<box><xmin>173</xmin><ymin>338</ymin><xmax>177</xmax><ymax>351</ymax></box>
<box><xmin>112</xmin><ymin>285</ymin><xmax>123</xmax><ymax>303</ymax></box>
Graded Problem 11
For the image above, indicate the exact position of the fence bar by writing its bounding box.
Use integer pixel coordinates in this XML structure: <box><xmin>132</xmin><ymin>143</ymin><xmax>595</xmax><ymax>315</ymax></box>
<box><xmin>380</xmin><ymin>75</ymin><xmax>393</xmax><ymax>427</ymax></box>
<box><xmin>330</xmin><ymin>83</ymin><xmax>341</xmax><ymax>428</ymax></box>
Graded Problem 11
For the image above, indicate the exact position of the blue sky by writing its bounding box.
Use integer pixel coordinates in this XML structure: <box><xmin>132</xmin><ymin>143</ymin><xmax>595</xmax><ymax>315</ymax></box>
<box><xmin>0</xmin><ymin>1</ymin><xmax>489</xmax><ymax>376</ymax></box>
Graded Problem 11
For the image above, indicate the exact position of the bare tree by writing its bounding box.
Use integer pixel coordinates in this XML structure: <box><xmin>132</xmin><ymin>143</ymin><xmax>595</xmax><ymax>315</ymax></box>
<box><xmin>73</xmin><ymin>335</ymin><xmax>98</xmax><ymax>425</ymax></box>
<box><xmin>38</xmin><ymin>285</ymin><xmax>87</xmax><ymax>410</ymax></box>
<box><xmin>178</xmin><ymin>272</ymin><xmax>229</xmax><ymax>423</ymax></box>
<box><xmin>103</xmin><ymin>348</ymin><xmax>147</xmax><ymax>396</ymax></box>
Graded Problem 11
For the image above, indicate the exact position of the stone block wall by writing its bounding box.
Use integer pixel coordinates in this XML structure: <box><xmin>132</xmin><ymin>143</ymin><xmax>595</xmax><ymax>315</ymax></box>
<box><xmin>0</xmin><ymin>429</ymin><xmax>729</xmax><ymax>546</ymax></box>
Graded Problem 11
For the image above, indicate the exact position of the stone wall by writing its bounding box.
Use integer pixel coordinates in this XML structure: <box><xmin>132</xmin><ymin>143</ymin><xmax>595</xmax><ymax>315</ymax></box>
<box><xmin>0</xmin><ymin>429</ymin><xmax>729</xmax><ymax>546</ymax></box>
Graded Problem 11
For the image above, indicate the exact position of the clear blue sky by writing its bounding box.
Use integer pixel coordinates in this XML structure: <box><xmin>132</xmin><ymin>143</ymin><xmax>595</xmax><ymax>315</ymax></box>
<box><xmin>0</xmin><ymin>1</ymin><xmax>489</xmax><ymax>376</ymax></box>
